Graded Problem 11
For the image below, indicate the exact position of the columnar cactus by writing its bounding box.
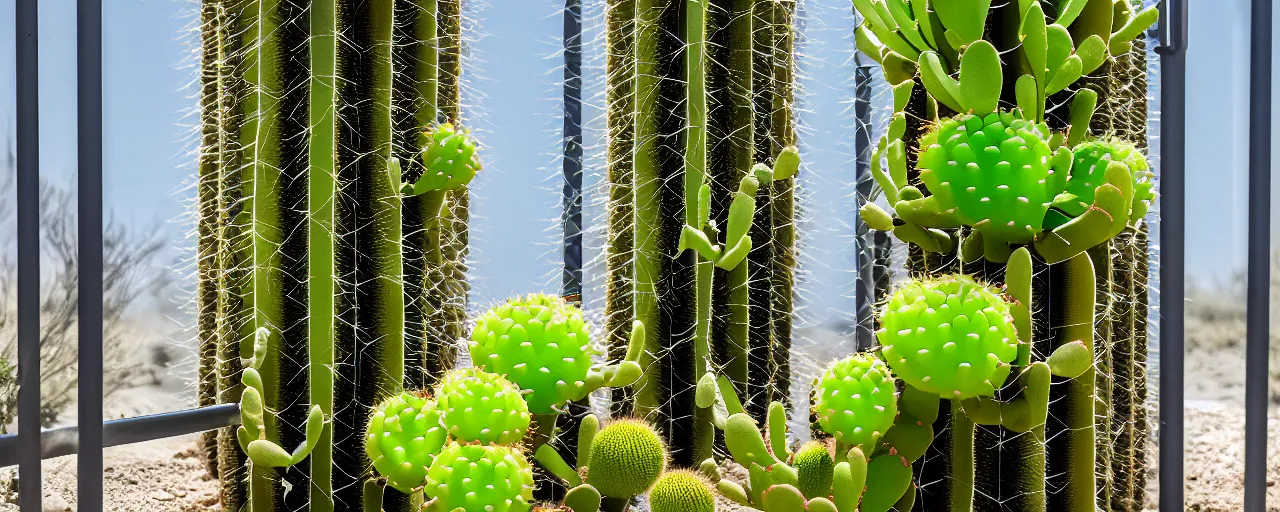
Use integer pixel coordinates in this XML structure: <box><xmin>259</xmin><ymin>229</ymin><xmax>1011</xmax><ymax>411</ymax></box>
<box><xmin>194</xmin><ymin>1</ymin><xmax>475</xmax><ymax>510</ymax></box>
<box><xmin>604</xmin><ymin>0</ymin><xmax>802</xmax><ymax>465</ymax></box>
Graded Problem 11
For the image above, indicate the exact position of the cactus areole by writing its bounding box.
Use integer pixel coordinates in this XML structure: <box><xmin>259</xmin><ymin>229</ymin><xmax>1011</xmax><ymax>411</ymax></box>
<box><xmin>813</xmin><ymin>354</ymin><xmax>898</xmax><ymax>451</ymax></box>
<box><xmin>878</xmin><ymin>275</ymin><xmax>1020</xmax><ymax>400</ymax></box>
<box><xmin>470</xmin><ymin>293</ymin><xmax>597</xmax><ymax>413</ymax></box>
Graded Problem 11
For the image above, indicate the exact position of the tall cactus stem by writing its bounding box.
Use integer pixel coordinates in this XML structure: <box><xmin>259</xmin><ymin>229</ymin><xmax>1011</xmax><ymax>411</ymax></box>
<box><xmin>437</xmin><ymin>0</ymin><xmax>469</xmax><ymax>365</ymax></box>
<box><xmin>686</xmin><ymin>0</ymin><xmax>716</xmax><ymax>464</ymax></box>
<box><xmin>1045</xmin><ymin>251</ymin><xmax>1097</xmax><ymax>510</ymax></box>
<box><xmin>769</xmin><ymin>0</ymin><xmax>796</xmax><ymax>407</ymax></box>
<box><xmin>605</xmin><ymin>0</ymin><xmax>637</xmax><ymax>417</ymax></box>
<box><xmin>196</xmin><ymin>0</ymin><xmax>223</xmax><ymax>473</ymax></box>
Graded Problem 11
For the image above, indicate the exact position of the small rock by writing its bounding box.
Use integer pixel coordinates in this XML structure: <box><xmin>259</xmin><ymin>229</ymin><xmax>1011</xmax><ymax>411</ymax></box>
<box><xmin>41</xmin><ymin>493</ymin><xmax>71</xmax><ymax>512</ymax></box>
<box><xmin>150</xmin><ymin>490</ymin><xmax>175</xmax><ymax>502</ymax></box>
<box><xmin>170</xmin><ymin>489</ymin><xmax>187</xmax><ymax>498</ymax></box>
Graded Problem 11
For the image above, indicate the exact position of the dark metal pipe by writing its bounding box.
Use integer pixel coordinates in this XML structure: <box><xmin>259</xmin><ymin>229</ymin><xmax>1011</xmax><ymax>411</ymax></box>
<box><xmin>562</xmin><ymin>0</ymin><xmax>584</xmax><ymax>301</ymax></box>
<box><xmin>1156</xmin><ymin>0</ymin><xmax>1188</xmax><ymax>510</ymax></box>
<box><xmin>14</xmin><ymin>0</ymin><xmax>40</xmax><ymax>510</ymax></box>
<box><xmin>77</xmin><ymin>0</ymin><xmax>104</xmax><ymax>508</ymax></box>
<box><xmin>1244</xmin><ymin>0</ymin><xmax>1272</xmax><ymax>509</ymax></box>
<box><xmin>0</xmin><ymin>404</ymin><xmax>242</xmax><ymax>468</ymax></box>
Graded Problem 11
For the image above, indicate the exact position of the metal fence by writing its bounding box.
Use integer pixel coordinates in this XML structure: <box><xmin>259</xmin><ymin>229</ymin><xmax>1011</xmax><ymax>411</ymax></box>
<box><xmin>4</xmin><ymin>0</ymin><xmax>1272</xmax><ymax>511</ymax></box>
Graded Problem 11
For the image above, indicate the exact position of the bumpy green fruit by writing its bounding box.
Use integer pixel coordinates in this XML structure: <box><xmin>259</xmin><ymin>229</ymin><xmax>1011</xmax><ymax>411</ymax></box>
<box><xmin>470</xmin><ymin>293</ymin><xmax>597</xmax><ymax>413</ymax></box>
<box><xmin>792</xmin><ymin>441</ymin><xmax>835</xmax><ymax>500</ymax></box>
<box><xmin>408</xmin><ymin>122</ymin><xmax>481</xmax><ymax>194</ymax></box>
<box><xmin>648</xmin><ymin>470</ymin><xmax>716</xmax><ymax>512</ymax></box>
<box><xmin>365</xmin><ymin>390</ymin><xmax>448</xmax><ymax>493</ymax></box>
<box><xmin>1058</xmin><ymin>138</ymin><xmax>1154</xmax><ymax>221</ymax></box>
<box><xmin>425</xmin><ymin>443</ymin><xmax>534</xmax><ymax>512</ymax></box>
<box><xmin>878</xmin><ymin>275</ymin><xmax>1020</xmax><ymax>399</ymax></box>
<box><xmin>813</xmin><ymin>355</ymin><xmax>898</xmax><ymax>452</ymax></box>
<box><xmin>584</xmin><ymin>419</ymin><xmax>667</xmax><ymax>498</ymax></box>
<box><xmin>918</xmin><ymin>112</ymin><xmax>1069</xmax><ymax>243</ymax></box>
<box><xmin>435</xmin><ymin>368</ymin><xmax>532</xmax><ymax>444</ymax></box>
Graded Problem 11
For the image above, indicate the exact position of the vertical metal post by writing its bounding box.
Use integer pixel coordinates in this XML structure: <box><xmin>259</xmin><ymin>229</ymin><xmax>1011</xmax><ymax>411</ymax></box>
<box><xmin>15</xmin><ymin>0</ymin><xmax>41</xmax><ymax>510</ymax></box>
<box><xmin>77</xmin><ymin>0</ymin><xmax>104</xmax><ymax>508</ymax></box>
<box><xmin>852</xmin><ymin>47</ymin><xmax>874</xmax><ymax>351</ymax></box>
<box><xmin>1245</xmin><ymin>0</ymin><xmax>1272</xmax><ymax>509</ymax></box>
<box><xmin>1156</xmin><ymin>0</ymin><xmax>1187</xmax><ymax>510</ymax></box>
<box><xmin>561</xmin><ymin>0</ymin><xmax>584</xmax><ymax>301</ymax></box>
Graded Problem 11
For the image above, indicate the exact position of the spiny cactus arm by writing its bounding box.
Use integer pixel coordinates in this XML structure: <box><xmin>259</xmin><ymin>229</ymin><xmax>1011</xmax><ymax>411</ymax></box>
<box><xmin>855</xmin><ymin>25</ymin><xmax>888</xmax><ymax>65</ymax></box>
<box><xmin>831</xmin><ymin>452</ymin><xmax>867</xmax><ymax>512</ymax></box>
<box><xmin>715</xmin><ymin>173</ymin><xmax>761</xmax><ymax>270</ymax></box>
<box><xmin>1056</xmin><ymin>0</ymin><xmax>1090</xmax><ymax>27</ymax></box>
<box><xmin>760</xmin><ymin>484</ymin><xmax>807</xmax><ymax>512</ymax></box>
<box><xmin>1109</xmin><ymin>6</ymin><xmax>1160</xmax><ymax>55</ymax></box>
<box><xmin>932</xmin><ymin>0</ymin><xmax>991</xmax><ymax>47</ymax></box>
<box><xmin>601</xmin><ymin>320</ymin><xmax>645</xmax><ymax>389</ymax></box>
<box><xmin>1007</xmin><ymin>247</ymin><xmax>1034</xmax><ymax>366</ymax></box>
<box><xmin>958</xmin><ymin>40</ymin><xmax>1001</xmax><ymax>115</ymax></box>
<box><xmin>767</xmin><ymin>401</ymin><xmax>792</xmax><ymax>461</ymax></box>
<box><xmin>893</xmin><ymin>222</ymin><xmax>954</xmax><ymax>255</ymax></box>
<box><xmin>858</xmin><ymin>454</ymin><xmax>913</xmax><ymax>512</ymax></box>
<box><xmin>1020</xmin><ymin>2</ymin><xmax>1048</xmax><ymax>104</ymax></box>
<box><xmin>869</xmin><ymin>136</ymin><xmax>899</xmax><ymax>206</ymax></box>
<box><xmin>725</xmin><ymin>412</ymin><xmax>784</xmax><ymax>469</ymax></box>
<box><xmin>535</xmin><ymin>444</ymin><xmax>583</xmax><ymax>487</ymax></box>
<box><xmin>1067</xmin><ymin>89</ymin><xmax>1099</xmax><ymax>148</ymax></box>
<box><xmin>576</xmin><ymin>413</ymin><xmax>599</xmax><ymax>468</ymax></box>
<box><xmin>895</xmin><ymin>195</ymin><xmax>963</xmax><ymax>229</ymax></box>
<box><xmin>1035</xmin><ymin>180</ymin><xmax>1127</xmax><ymax>264</ymax></box>
<box><xmin>918</xmin><ymin>51</ymin><xmax>964</xmax><ymax>113</ymax></box>
<box><xmin>852</xmin><ymin>0</ymin><xmax>921</xmax><ymax>60</ymax></box>
<box><xmin>718</xmin><ymin>374</ymin><xmax>749</xmax><ymax>417</ymax></box>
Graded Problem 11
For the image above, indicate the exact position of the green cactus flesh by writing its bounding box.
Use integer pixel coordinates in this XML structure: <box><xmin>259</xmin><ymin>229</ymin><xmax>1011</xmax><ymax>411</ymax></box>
<box><xmin>424</xmin><ymin>443</ymin><xmax>535</xmax><ymax>512</ymax></box>
<box><xmin>365</xmin><ymin>391</ymin><xmax>448</xmax><ymax>494</ymax></box>
<box><xmin>470</xmin><ymin>293</ymin><xmax>597</xmax><ymax>414</ymax></box>
<box><xmin>878</xmin><ymin>275</ymin><xmax>1020</xmax><ymax>400</ymax></box>
<box><xmin>792</xmin><ymin>441</ymin><xmax>835</xmax><ymax>500</ymax></box>
<box><xmin>435</xmin><ymin>368</ymin><xmax>532</xmax><ymax>445</ymax></box>
<box><xmin>584</xmin><ymin>419</ymin><xmax>667</xmax><ymax>499</ymax></box>
<box><xmin>648</xmin><ymin>470</ymin><xmax>716</xmax><ymax>512</ymax></box>
<box><xmin>1057</xmin><ymin>138</ymin><xmax>1154</xmax><ymax>221</ymax></box>
<box><xmin>406</xmin><ymin>122</ymin><xmax>481</xmax><ymax>194</ymax></box>
<box><xmin>917</xmin><ymin>112</ymin><xmax>1068</xmax><ymax>244</ymax></box>
<box><xmin>812</xmin><ymin>354</ymin><xmax>898</xmax><ymax>451</ymax></box>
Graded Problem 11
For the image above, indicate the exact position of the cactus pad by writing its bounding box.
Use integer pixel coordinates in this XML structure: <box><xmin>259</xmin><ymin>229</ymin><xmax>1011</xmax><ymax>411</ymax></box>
<box><xmin>584</xmin><ymin>419</ymin><xmax>667</xmax><ymax>498</ymax></box>
<box><xmin>470</xmin><ymin>293</ymin><xmax>597</xmax><ymax>413</ymax></box>
<box><xmin>409</xmin><ymin>122</ymin><xmax>481</xmax><ymax>193</ymax></box>
<box><xmin>1058</xmin><ymin>138</ymin><xmax>1154</xmax><ymax>221</ymax></box>
<box><xmin>813</xmin><ymin>355</ymin><xmax>898</xmax><ymax>451</ymax></box>
<box><xmin>878</xmin><ymin>275</ymin><xmax>1020</xmax><ymax>399</ymax></box>
<box><xmin>435</xmin><ymin>368</ymin><xmax>532</xmax><ymax>445</ymax></box>
<box><xmin>792</xmin><ymin>441</ymin><xmax>835</xmax><ymax>500</ymax></box>
<box><xmin>365</xmin><ymin>390</ymin><xmax>448</xmax><ymax>493</ymax></box>
<box><xmin>424</xmin><ymin>442</ymin><xmax>535</xmax><ymax>512</ymax></box>
<box><xmin>918</xmin><ymin>112</ymin><xmax>1069</xmax><ymax>243</ymax></box>
<box><xmin>648</xmin><ymin>470</ymin><xmax>716</xmax><ymax>512</ymax></box>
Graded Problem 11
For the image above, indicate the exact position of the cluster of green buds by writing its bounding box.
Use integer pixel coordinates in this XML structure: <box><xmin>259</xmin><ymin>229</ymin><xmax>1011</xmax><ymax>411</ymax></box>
<box><xmin>402</xmin><ymin>122</ymin><xmax>482</xmax><ymax>196</ymax></box>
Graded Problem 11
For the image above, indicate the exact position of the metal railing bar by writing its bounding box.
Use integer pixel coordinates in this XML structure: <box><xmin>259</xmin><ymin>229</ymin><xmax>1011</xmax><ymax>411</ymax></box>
<box><xmin>0</xmin><ymin>404</ymin><xmax>242</xmax><ymax>468</ymax></box>
<box><xmin>561</xmin><ymin>0</ymin><xmax>583</xmax><ymax>301</ymax></box>
<box><xmin>14</xmin><ymin>0</ymin><xmax>40</xmax><ymax>510</ymax></box>
<box><xmin>1244</xmin><ymin>0</ymin><xmax>1272</xmax><ymax>509</ymax></box>
<box><xmin>1157</xmin><ymin>0</ymin><xmax>1188</xmax><ymax>510</ymax></box>
<box><xmin>77</xmin><ymin>0</ymin><xmax>104</xmax><ymax>508</ymax></box>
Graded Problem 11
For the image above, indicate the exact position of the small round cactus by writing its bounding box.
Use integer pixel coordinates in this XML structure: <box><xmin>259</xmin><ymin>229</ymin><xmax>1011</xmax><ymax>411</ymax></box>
<box><xmin>648</xmin><ymin>470</ymin><xmax>716</xmax><ymax>512</ymax></box>
<box><xmin>424</xmin><ymin>442</ymin><xmax>534</xmax><ymax>512</ymax></box>
<box><xmin>470</xmin><ymin>293</ymin><xmax>597</xmax><ymax>413</ymax></box>
<box><xmin>584</xmin><ymin>419</ymin><xmax>667</xmax><ymax>498</ymax></box>
<box><xmin>812</xmin><ymin>355</ymin><xmax>898</xmax><ymax>452</ymax></box>
<box><xmin>792</xmin><ymin>441</ymin><xmax>835</xmax><ymax>500</ymax></box>
<box><xmin>918</xmin><ymin>112</ymin><xmax>1068</xmax><ymax>243</ymax></box>
<box><xmin>435</xmin><ymin>368</ymin><xmax>532</xmax><ymax>445</ymax></box>
<box><xmin>1060</xmin><ymin>138</ymin><xmax>1154</xmax><ymax>221</ymax></box>
<box><xmin>365</xmin><ymin>390</ymin><xmax>448</xmax><ymax>493</ymax></box>
<box><xmin>410</xmin><ymin>122</ymin><xmax>481</xmax><ymax>193</ymax></box>
<box><xmin>878</xmin><ymin>275</ymin><xmax>1021</xmax><ymax>399</ymax></box>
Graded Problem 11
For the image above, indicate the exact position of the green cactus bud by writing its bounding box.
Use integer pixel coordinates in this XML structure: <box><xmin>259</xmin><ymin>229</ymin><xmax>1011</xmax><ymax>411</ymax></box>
<box><xmin>365</xmin><ymin>390</ymin><xmax>448</xmax><ymax>494</ymax></box>
<box><xmin>648</xmin><ymin>471</ymin><xmax>716</xmax><ymax>512</ymax></box>
<box><xmin>917</xmin><ymin>112</ymin><xmax>1070</xmax><ymax>244</ymax></box>
<box><xmin>424</xmin><ymin>442</ymin><xmax>534</xmax><ymax>512</ymax></box>
<box><xmin>435</xmin><ymin>368</ymin><xmax>532</xmax><ymax>445</ymax></box>
<box><xmin>1057</xmin><ymin>138</ymin><xmax>1154</xmax><ymax>222</ymax></box>
<box><xmin>408</xmin><ymin>122</ymin><xmax>481</xmax><ymax>195</ymax></box>
<box><xmin>470</xmin><ymin>293</ymin><xmax>598</xmax><ymax>414</ymax></box>
<box><xmin>584</xmin><ymin>419</ymin><xmax>667</xmax><ymax>499</ymax></box>
<box><xmin>812</xmin><ymin>354</ymin><xmax>898</xmax><ymax>451</ymax></box>
<box><xmin>792</xmin><ymin>442</ymin><xmax>834</xmax><ymax>500</ymax></box>
<box><xmin>878</xmin><ymin>275</ymin><xmax>1020</xmax><ymax>399</ymax></box>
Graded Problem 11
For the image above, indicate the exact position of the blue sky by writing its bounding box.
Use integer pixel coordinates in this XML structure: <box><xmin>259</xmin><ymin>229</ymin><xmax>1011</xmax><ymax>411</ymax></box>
<box><xmin>0</xmin><ymin>0</ymin><xmax>1269</xmax><ymax>313</ymax></box>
